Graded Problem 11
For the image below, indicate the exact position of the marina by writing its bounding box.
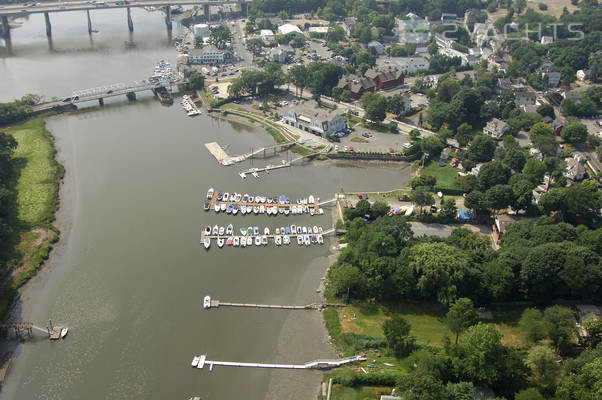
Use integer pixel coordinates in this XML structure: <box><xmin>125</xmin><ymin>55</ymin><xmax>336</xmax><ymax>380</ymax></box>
<box><xmin>180</xmin><ymin>95</ymin><xmax>201</xmax><ymax>117</ymax></box>
<box><xmin>201</xmin><ymin>225</ymin><xmax>333</xmax><ymax>249</ymax></box>
<box><xmin>190</xmin><ymin>355</ymin><xmax>366</xmax><ymax>371</ymax></box>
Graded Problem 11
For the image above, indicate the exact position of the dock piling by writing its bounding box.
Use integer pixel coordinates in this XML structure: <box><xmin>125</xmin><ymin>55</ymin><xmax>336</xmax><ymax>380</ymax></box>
<box><xmin>126</xmin><ymin>7</ymin><xmax>134</xmax><ymax>33</ymax></box>
<box><xmin>44</xmin><ymin>12</ymin><xmax>51</xmax><ymax>37</ymax></box>
<box><xmin>86</xmin><ymin>9</ymin><xmax>92</xmax><ymax>35</ymax></box>
<box><xmin>2</xmin><ymin>15</ymin><xmax>10</xmax><ymax>40</ymax></box>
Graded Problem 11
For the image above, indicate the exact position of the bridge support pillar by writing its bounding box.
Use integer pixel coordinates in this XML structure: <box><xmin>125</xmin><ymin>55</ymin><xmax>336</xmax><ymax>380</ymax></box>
<box><xmin>2</xmin><ymin>16</ymin><xmax>11</xmax><ymax>40</ymax></box>
<box><xmin>127</xmin><ymin>7</ymin><xmax>134</xmax><ymax>33</ymax></box>
<box><xmin>126</xmin><ymin>92</ymin><xmax>136</xmax><ymax>101</ymax></box>
<box><xmin>87</xmin><ymin>10</ymin><xmax>92</xmax><ymax>35</ymax></box>
<box><xmin>98</xmin><ymin>98</ymin><xmax>104</xmax><ymax>106</ymax></box>
<box><xmin>44</xmin><ymin>12</ymin><xmax>52</xmax><ymax>37</ymax></box>
<box><xmin>165</xmin><ymin>6</ymin><xmax>172</xmax><ymax>31</ymax></box>
<box><xmin>204</xmin><ymin>4</ymin><xmax>210</xmax><ymax>21</ymax></box>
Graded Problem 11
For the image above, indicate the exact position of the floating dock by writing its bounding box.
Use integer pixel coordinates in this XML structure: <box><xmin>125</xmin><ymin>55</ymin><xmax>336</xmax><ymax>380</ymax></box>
<box><xmin>205</xmin><ymin>298</ymin><xmax>345</xmax><ymax>310</ymax></box>
<box><xmin>204</xmin><ymin>142</ymin><xmax>246</xmax><ymax>165</ymax></box>
<box><xmin>192</xmin><ymin>355</ymin><xmax>366</xmax><ymax>371</ymax></box>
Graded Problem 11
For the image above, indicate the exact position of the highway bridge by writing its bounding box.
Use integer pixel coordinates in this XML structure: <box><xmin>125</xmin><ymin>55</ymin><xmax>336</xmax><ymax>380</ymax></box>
<box><xmin>0</xmin><ymin>0</ymin><xmax>251</xmax><ymax>38</ymax></box>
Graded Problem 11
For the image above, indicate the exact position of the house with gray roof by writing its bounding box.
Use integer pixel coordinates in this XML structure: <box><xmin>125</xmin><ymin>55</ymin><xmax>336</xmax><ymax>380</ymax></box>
<box><xmin>282</xmin><ymin>105</ymin><xmax>347</xmax><ymax>137</ymax></box>
<box><xmin>484</xmin><ymin>118</ymin><xmax>510</xmax><ymax>139</ymax></box>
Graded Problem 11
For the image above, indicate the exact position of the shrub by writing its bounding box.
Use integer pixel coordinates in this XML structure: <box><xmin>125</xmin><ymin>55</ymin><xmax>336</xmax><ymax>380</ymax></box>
<box><xmin>538</xmin><ymin>3</ymin><xmax>548</xmax><ymax>10</ymax></box>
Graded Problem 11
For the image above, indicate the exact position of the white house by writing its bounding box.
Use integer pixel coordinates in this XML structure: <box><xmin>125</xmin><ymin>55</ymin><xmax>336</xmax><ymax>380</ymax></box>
<box><xmin>282</xmin><ymin>107</ymin><xmax>347</xmax><ymax>137</ymax></box>
<box><xmin>188</xmin><ymin>46</ymin><xmax>230</xmax><ymax>65</ymax></box>
<box><xmin>260</xmin><ymin>29</ymin><xmax>275</xmax><ymax>42</ymax></box>
<box><xmin>193</xmin><ymin>24</ymin><xmax>210</xmax><ymax>38</ymax></box>
<box><xmin>278</xmin><ymin>23</ymin><xmax>304</xmax><ymax>37</ymax></box>
<box><xmin>392</xmin><ymin>57</ymin><xmax>429</xmax><ymax>73</ymax></box>
<box><xmin>484</xmin><ymin>118</ymin><xmax>510</xmax><ymax>139</ymax></box>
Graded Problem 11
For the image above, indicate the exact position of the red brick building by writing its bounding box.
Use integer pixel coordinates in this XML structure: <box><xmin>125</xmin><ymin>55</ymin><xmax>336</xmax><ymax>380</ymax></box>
<box><xmin>364</xmin><ymin>67</ymin><xmax>405</xmax><ymax>90</ymax></box>
<box><xmin>337</xmin><ymin>75</ymin><xmax>376</xmax><ymax>100</ymax></box>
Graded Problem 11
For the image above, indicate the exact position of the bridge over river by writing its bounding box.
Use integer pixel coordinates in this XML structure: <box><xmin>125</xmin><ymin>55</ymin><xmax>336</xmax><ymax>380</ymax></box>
<box><xmin>0</xmin><ymin>0</ymin><xmax>251</xmax><ymax>39</ymax></box>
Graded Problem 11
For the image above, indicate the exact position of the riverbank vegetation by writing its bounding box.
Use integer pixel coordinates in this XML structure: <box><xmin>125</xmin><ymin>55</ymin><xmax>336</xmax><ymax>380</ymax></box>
<box><xmin>0</xmin><ymin>117</ymin><xmax>62</xmax><ymax>318</ymax></box>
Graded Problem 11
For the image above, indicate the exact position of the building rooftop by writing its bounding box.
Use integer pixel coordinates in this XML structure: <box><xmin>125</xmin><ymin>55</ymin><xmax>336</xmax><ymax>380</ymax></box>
<box><xmin>278</xmin><ymin>23</ymin><xmax>303</xmax><ymax>36</ymax></box>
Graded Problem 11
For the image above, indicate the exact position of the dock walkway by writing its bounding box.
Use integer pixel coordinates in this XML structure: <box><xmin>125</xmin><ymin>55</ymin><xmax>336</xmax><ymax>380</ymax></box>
<box><xmin>206</xmin><ymin>299</ymin><xmax>345</xmax><ymax>310</ymax></box>
<box><xmin>192</xmin><ymin>355</ymin><xmax>365</xmax><ymax>371</ymax></box>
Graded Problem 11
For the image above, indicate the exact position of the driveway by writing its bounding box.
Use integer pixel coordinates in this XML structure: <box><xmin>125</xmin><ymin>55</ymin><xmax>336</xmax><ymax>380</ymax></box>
<box><xmin>411</xmin><ymin>222</ymin><xmax>492</xmax><ymax>238</ymax></box>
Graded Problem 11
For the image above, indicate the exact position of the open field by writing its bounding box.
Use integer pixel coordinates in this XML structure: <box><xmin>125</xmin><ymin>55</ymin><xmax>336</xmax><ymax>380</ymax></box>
<box><xmin>328</xmin><ymin>385</ymin><xmax>394</xmax><ymax>400</ymax></box>
<box><xmin>487</xmin><ymin>1</ymin><xmax>579</xmax><ymax>21</ymax></box>
<box><xmin>421</xmin><ymin>160</ymin><xmax>460</xmax><ymax>191</ymax></box>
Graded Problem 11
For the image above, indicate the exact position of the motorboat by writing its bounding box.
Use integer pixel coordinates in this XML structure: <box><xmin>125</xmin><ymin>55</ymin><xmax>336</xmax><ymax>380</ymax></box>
<box><xmin>285</xmin><ymin>226</ymin><xmax>291</xmax><ymax>234</ymax></box>
<box><xmin>226</xmin><ymin>204</ymin><xmax>233</xmax><ymax>214</ymax></box>
<box><xmin>304</xmin><ymin>235</ymin><xmax>310</xmax><ymax>246</ymax></box>
<box><xmin>286</xmin><ymin>197</ymin><xmax>291</xmax><ymax>204</ymax></box>
<box><xmin>223</xmin><ymin>192</ymin><xmax>229</xmax><ymax>201</ymax></box>
<box><xmin>241</xmin><ymin>237</ymin><xmax>246</xmax><ymax>247</ymax></box>
<box><xmin>280</xmin><ymin>227</ymin><xmax>285</xmax><ymax>235</ymax></box>
<box><xmin>226</xmin><ymin>224</ymin><xmax>233</xmax><ymax>235</ymax></box>
<box><xmin>276</xmin><ymin>228</ymin><xmax>280</xmax><ymax>235</ymax></box>
<box><xmin>319</xmin><ymin>208</ymin><xmax>324</xmax><ymax>215</ymax></box>
<box><xmin>212</xmin><ymin>225</ymin><xmax>219</xmax><ymax>235</ymax></box>
<box><xmin>313</xmin><ymin>226</ymin><xmax>319</xmax><ymax>234</ymax></box>
<box><xmin>204</xmin><ymin>202</ymin><xmax>210</xmax><ymax>211</ymax></box>
<box><xmin>243</xmin><ymin>194</ymin><xmax>249</xmax><ymax>202</ymax></box>
<box><xmin>302</xmin><ymin>226</ymin><xmax>307</xmax><ymax>234</ymax></box>
<box><xmin>311</xmin><ymin>235</ymin><xmax>317</xmax><ymax>243</ymax></box>
<box><xmin>203</xmin><ymin>238</ymin><xmax>211</xmax><ymax>249</ymax></box>
<box><xmin>291</xmin><ymin>206</ymin><xmax>297</xmax><ymax>215</ymax></box>
<box><xmin>253</xmin><ymin>206</ymin><xmax>259</xmax><ymax>214</ymax></box>
<box><xmin>264</xmin><ymin>227</ymin><xmax>270</xmax><ymax>235</ymax></box>
<box><xmin>259</xmin><ymin>205</ymin><xmax>265</xmax><ymax>214</ymax></box>
<box><xmin>204</xmin><ymin>226</ymin><xmax>211</xmax><ymax>235</ymax></box>
<box><xmin>240</xmin><ymin>228</ymin><xmax>247</xmax><ymax>235</ymax></box>
<box><xmin>318</xmin><ymin>227</ymin><xmax>323</xmax><ymax>233</ymax></box>
<box><xmin>252</xmin><ymin>172</ymin><xmax>259</xmax><ymax>178</ymax></box>
<box><xmin>241</xmin><ymin>205</ymin><xmax>246</xmax><ymax>214</ymax></box>
<box><xmin>284</xmin><ymin>207</ymin><xmax>289</xmax><ymax>216</ymax></box>
<box><xmin>226</xmin><ymin>237</ymin><xmax>233</xmax><ymax>246</ymax></box>
<box><xmin>254</xmin><ymin>236</ymin><xmax>261</xmax><ymax>246</ymax></box>
<box><xmin>247</xmin><ymin>227</ymin><xmax>253</xmax><ymax>236</ymax></box>
<box><xmin>279</xmin><ymin>194</ymin><xmax>286</xmax><ymax>204</ymax></box>
<box><xmin>297</xmin><ymin>226</ymin><xmax>302</xmax><ymax>234</ymax></box>
<box><xmin>308</xmin><ymin>195</ymin><xmax>315</xmax><ymax>204</ymax></box>
<box><xmin>217</xmin><ymin>238</ymin><xmax>225</xmax><ymax>248</ymax></box>
<box><xmin>217</xmin><ymin>192</ymin><xmax>223</xmax><ymax>201</ymax></box>
<box><xmin>220</xmin><ymin>203</ymin><xmax>227</xmax><ymax>212</ymax></box>
<box><xmin>261</xmin><ymin>236</ymin><xmax>268</xmax><ymax>246</ymax></box>
<box><xmin>233</xmin><ymin>236</ymin><xmax>240</xmax><ymax>246</ymax></box>
<box><xmin>232</xmin><ymin>205</ymin><xmax>239</xmax><ymax>215</ymax></box>
<box><xmin>318</xmin><ymin>235</ymin><xmax>324</xmax><ymax>244</ymax></box>
<box><xmin>218</xmin><ymin>226</ymin><xmax>225</xmax><ymax>236</ymax></box>
<box><xmin>239</xmin><ymin>172</ymin><xmax>246</xmax><ymax>179</ymax></box>
<box><xmin>297</xmin><ymin>236</ymin><xmax>303</xmax><ymax>245</ymax></box>
<box><xmin>266</xmin><ymin>207</ymin><xmax>272</xmax><ymax>216</ymax></box>
<box><xmin>253</xmin><ymin>226</ymin><xmax>259</xmax><ymax>235</ymax></box>
<box><xmin>283</xmin><ymin>235</ymin><xmax>290</xmax><ymax>245</ymax></box>
<box><xmin>290</xmin><ymin>225</ymin><xmax>296</xmax><ymax>234</ymax></box>
<box><xmin>310</xmin><ymin>208</ymin><xmax>315</xmax><ymax>216</ymax></box>
<box><xmin>304</xmin><ymin>206</ymin><xmax>310</xmax><ymax>213</ymax></box>
<box><xmin>246</xmin><ymin>236</ymin><xmax>252</xmax><ymax>246</ymax></box>
<box><xmin>60</xmin><ymin>327</ymin><xmax>69</xmax><ymax>339</ymax></box>
<box><xmin>203</xmin><ymin>295</ymin><xmax>211</xmax><ymax>309</ymax></box>
<box><xmin>192</xmin><ymin>356</ymin><xmax>201</xmax><ymax>367</ymax></box>
<box><xmin>307</xmin><ymin>226</ymin><xmax>312</xmax><ymax>234</ymax></box>
<box><xmin>249</xmin><ymin>196</ymin><xmax>254</xmax><ymax>203</ymax></box>
<box><xmin>275</xmin><ymin>236</ymin><xmax>281</xmax><ymax>246</ymax></box>
<box><xmin>207</xmin><ymin>188</ymin><xmax>214</xmax><ymax>199</ymax></box>
<box><xmin>214</xmin><ymin>202</ymin><xmax>220</xmax><ymax>213</ymax></box>
<box><xmin>235</xmin><ymin>193</ymin><xmax>242</xmax><ymax>202</ymax></box>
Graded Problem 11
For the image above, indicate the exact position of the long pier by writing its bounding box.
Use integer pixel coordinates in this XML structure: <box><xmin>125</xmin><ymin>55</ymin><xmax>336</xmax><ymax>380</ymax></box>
<box><xmin>204</xmin><ymin>141</ymin><xmax>296</xmax><ymax>166</ymax></box>
<box><xmin>206</xmin><ymin>298</ymin><xmax>345</xmax><ymax>310</ymax></box>
<box><xmin>192</xmin><ymin>355</ymin><xmax>366</xmax><ymax>371</ymax></box>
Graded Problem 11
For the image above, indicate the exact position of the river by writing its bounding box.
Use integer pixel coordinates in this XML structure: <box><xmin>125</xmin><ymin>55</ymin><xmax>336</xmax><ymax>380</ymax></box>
<box><xmin>0</xmin><ymin>9</ymin><xmax>412</xmax><ymax>400</ymax></box>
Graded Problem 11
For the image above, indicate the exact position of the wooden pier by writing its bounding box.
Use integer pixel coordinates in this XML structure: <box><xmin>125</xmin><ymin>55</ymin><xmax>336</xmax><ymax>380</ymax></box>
<box><xmin>206</xmin><ymin>298</ymin><xmax>345</xmax><ymax>310</ymax></box>
<box><xmin>192</xmin><ymin>355</ymin><xmax>365</xmax><ymax>371</ymax></box>
<box><xmin>0</xmin><ymin>320</ymin><xmax>67</xmax><ymax>341</ymax></box>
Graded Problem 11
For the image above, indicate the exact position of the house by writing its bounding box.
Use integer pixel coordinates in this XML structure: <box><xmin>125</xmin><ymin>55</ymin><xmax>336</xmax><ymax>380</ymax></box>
<box><xmin>342</xmin><ymin>17</ymin><xmax>357</xmax><ymax>36</ymax></box>
<box><xmin>532</xmin><ymin>175</ymin><xmax>551</xmax><ymax>204</ymax></box>
<box><xmin>188</xmin><ymin>46</ymin><xmax>230</xmax><ymax>65</ymax></box>
<box><xmin>368</xmin><ymin>40</ymin><xmax>385</xmax><ymax>55</ymax></box>
<box><xmin>337</xmin><ymin>75</ymin><xmax>376</xmax><ymax>100</ymax></box>
<box><xmin>399</xmin><ymin>31</ymin><xmax>430</xmax><ymax>45</ymax></box>
<box><xmin>540</xmin><ymin>35</ymin><xmax>554</xmax><ymax>45</ymax></box>
<box><xmin>551</xmin><ymin>119</ymin><xmax>564</xmax><ymax>135</ymax></box>
<box><xmin>563</xmin><ymin>89</ymin><xmax>581</xmax><ymax>102</ymax></box>
<box><xmin>260</xmin><ymin>29</ymin><xmax>275</xmax><ymax>42</ymax></box>
<box><xmin>576</xmin><ymin>305</ymin><xmax>601</xmax><ymax>325</ymax></box>
<box><xmin>515</xmin><ymin>88</ymin><xmax>537</xmax><ymax>106</ymax></box>
<box><xmin>278</xmin><ymin>23</ymin><xmax>304</xmax><ymax>37</ymax></box>
<box><xmin>492</xmin><ymin>214</ymin><xmax>517</xmax><ymax>246</ymax></box>
<box><xmin>487</xmin><ymin>54</ymin><xmax>507</xmax><ymax>72</ymax></box>
<box><xmin>364</xmin><ymin>66</ymin><xmax>405</xmax><ymax>90</ymax></box>
<box><xmin>483</xmin><ymin>118</ymin><xmax>510</xmax><ymax>139</ymax></box>
<box><xmin>544</xmin><ymin>71</ymin><xmax>561</xmax><ymax>87</ymax></box>
<box><xmin>308</xmin><ymin>26</ymin><xmax>329</xmax><ymax>36</ymax></box>
<box><xmin>269</xmin><ymin>47</ymin><xmax>287</xmax><ymax>63</ymax></box>
<box><xmin>529</xmin><ymin>147</ymin><xmax>543</xmax><ymax>161</ymax></box>
<box><xmin>392</xmin><ymin>57</ymin><xmax>429</xmax><ymax>73</ymax></box>
<box><xmin>398</xmin><ymin>17</ymin><xmax>429</xmax><ymax>32</ymax></box>
<box><xmin>282</xmin><ymin>106</ymin><xmax>347</xmax><ymax>137</ymax></box>
<box><xmin>380</xmin><ymin>396</ymin><xmax>402</xmax><ymax>400</ymax></box>
<box><xmin>564</xmin><ymin>155</ymin><xmax>586</xmax><ymax>181</ymax></box>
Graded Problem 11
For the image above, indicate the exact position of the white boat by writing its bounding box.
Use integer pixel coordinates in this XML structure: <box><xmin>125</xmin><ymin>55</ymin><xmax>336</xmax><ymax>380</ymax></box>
<box><xmin>313</xmin><ymin>226</ymin><xmax>319</xmax><ymax>234</ymax></box>
<box><xmin>284</xmin><ymin>208</ymin><xmax>289</xmax><ymax>216</ymax></box>
<box><xmin>226</xmin><ymin>224</ymin><xmax>233</xmax><ymax>235</ymax></box>
<box><xmin>405</xmin><ymin>205</ymin><xmax>414</xmax><ymax>216</ymax></box>
<box><xmin>319</xmin><ymin>208</ymin><xmax>324</xmax><ymax>215</ymax></box>
<box><xmin>252</xmin><ymin>172</ymin><xmax>259</xmax><ymax>178</ymax></box>
<box><xmin>203</xmin><ymin>238</ymin><xmax>211</xmax><ymax>249</ymax></box>
<box><xmin>249</xmin><ymin>196</ymin><xmax>254</xmax><ymax>203</ymax></box>
<box><xmin>302</xmin><ymin>226</ymin><xmax>307</xmax><ymax>234</ymax></box>
<box><xmin>318</xmin><ymin>226</ymin><xmax>323</xmax><ymax>233</ymax></box>
<box><xmin>214</xmin><ymin>203</ymin><xmax>220</xmax><ymax>213</ymax></box>
<box><xmin>204</xmin><ymin>225</ymin><xmax>211</xmax><ymax>235</ymax></box>
<box><xmin>291</xmin><ymin>225</ymin><xmax>296</xmax><ymax>234</ymax></box>
<box><xmin>233</xmin><ymin>236</ymin><xmax>240</xmax><ymax>246</ymax></box>
<box><xmin>253</xmin><ymin>206</ymin><xmax>259</xmax><ymax>214</ymax></box>
<box><xmin>266</xmin><ymin>207</ymin><xmax>272</xmax><ymax>215</ymax></box>
<box><xmin>203</xmin><ymin>295</ymin><xmax>211</xmax><ymax>309</ymax></box>
<box><xmin>275</xmin><ymin>236</ymin><xmax>281</xmax><ymax>246</ymax></box>
<box><xmin>240</xmin><ymin>227</ymin><xmax>247</xmax><ymax>236</ymax></box>
<box><xmin>217</xmin><ymin>238</ymin><xmax>225</xmax><ymax>248</ymax></box>
<box><xmin>262</xmin><ymin>236</ymin><xmax>268</xmax><ymax>246</ymax></box>
<box><xmin>212</xmin><ymin>225</ymin><xmax>219</xmax><ymax>235</ymax></box>
<box><xmin>235</xmin><ymin>193</ymin><xmax>241</xmax><ymax>202</ymax></box>
<box><xmin>187</xmin><ymin>110</ymin><xmax>201</xmax><ymax>116</ymax></box>
<box><xmin>259</xmin><ymin>205</ymin><xmax>265</xmax><ymax>214</ymax></box>
<box><xmin>309</xmin><ymin>195</ymin><xmax>315</xmax><ymax>204</ymax></box>
<box><xmin>304</xmin><ymin>235</ymin><xmax>311</xmax><ymax>246</ymax></box>
<box><xmin>318</xmin><ymin>235</ymin><xmax>324</xmax><ymax>244</ymax></box>
<box><xmin>254</xmin><ymin>236</ymin><xmax>261</xmax><ymax>246</ymax></box>
<box><xmin>310</xmin><ymin>208</ymin><xmax>315</xmax><ymax>216</ymax></box>
<box><xmin>60</xmin><ymin>327</ymin><xmax>69</xmax><ymax>338</ymax></box>
<box><xmin>246</xmin><ymin>236</ymin><xmax>252</xmax><ymax>246</ymax></box>
<box><xmin>232</xmin><ymin>206</ymin><xmax>238</xmax><ymax>215</ymax></box>
<box><xmin>275</xmin><ymin>228</ymin><xmax>280</xmax><ymax>235</ymax></box>
<box><xmin>239</xmin><ymin>172</ymin><xmax>246</xmax><ymax>179</ymax></box>
<box><xmin>218</xmin><ymin>226</ymin><xmax>225</xmax><ymax>236</ymax></box>
<box><xmin>223</xmin><ymin>193</ymin><xmax>229</xmax><ymax>202</ymax></box>
<box><xmin>297</xmin><ymin>236</ymin><xmax>303</xmax><ymax>245</ymax></box>
<box><xmin>291</xmin><ymin>206</ymin><xmax>297</xmax><ymax>215</ymax></box>
<box><xmin>220</xmin><ymin>203</ymin><xmax>226</xmax><ymax>212</ymax></box>
<box><xmin>207</xmin><ymin>188</ymin><xmax>214</xmax><ymax>199</ymax></box>
<box><xmin>192</xmin><ymin>356</ymin><xmax>201</xmax><ymax>367</ymax></box>
<box><xmin>241</xmin><ymin>237</ymin><xmax>247</xmax><ymax>247</ymax></box>
<box><xmin>283</xmin><ymin>235</ymin><xmax>290</xmax><ymax>245</ymax></box>
<box><xmin>264</xmin><ymin>227</ymin><xmax>270</xmax><ymax>235</ymax></box>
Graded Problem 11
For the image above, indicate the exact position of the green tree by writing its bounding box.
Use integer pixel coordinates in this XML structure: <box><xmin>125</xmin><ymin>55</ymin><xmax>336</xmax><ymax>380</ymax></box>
<box><xmin>209</xmin><ymin>27</ymin><xmax>232</xmax><ymax>50</ymax></box>
<box><xmin>525</xmin><ymin>345</ymin><xmax>563</xmax><ymax>394</ymax></box>
<box><xmin>543</xmin><ymin>305</ymin><xmax>576</xmax><ymax>354</ymax></box>
<box><xmin>246</xmin><ymin>37</ymin><xmax>265</xmax><ymax>57</ymax></box>
<box><xmin>188</xmin><ymin>72</ymin><xmax>205</xmax><ymax>90</ymax></box>
<box><xmin>439</xmin><ymin>199</ymin><xmax>458</xmax><ymax>222</ymax></box>
<box><xmin>457</xmin><ymin>323</ymin><xmax>505</xmax><ymax>385</ymax></box>
<box><xmin>529</xmin><ymin>122</ymin><xmax>557</xmax><ymax>156</ymax></box>
<box><xmin>407</xmin><ymin>242</ymin><xmax>470</xmax><ymax>305</ymax></box>
<box><xmin>371</xmin><ymin>201</ymin><xmax>390</xmax><ymax>219</ymax></box>
<box><xmin>467</xmin><ymin>135</ymin><xmax>496</xmax><ymax>163</ymax></box>
<box><xmin>561</xmin><ymin>122</ymin><xmax>588</xmax><ymax>144</ymax></box>
<box><xmin>445</xmin><ymin>297</ymin><xmax>479</xmax><ymax>344</ymax></box>
<box><xmin>515</xmin><ymin>388</ymin><xmax>545</xmax><ymax>400</ymax></box>
<box><xmin>522</xmin><ymin>158</ymin><xmax>547</xmax><ymax>186</ymax></box>
<box><xmin>382</xmin><ymin>316</ymin><xmax>416</xmax><ymax>357</ymax></box>
<box><xmin>428</xmin><ymin>41</ymin><xmax>439</xmax><ymax>56</ymax></box>
<box><xmin>420</xmin><ymin>136</ymin><xmax>444</xmax><ymax>158</ymax></box>
<box><xmin>386</xmin><ymin>94</ymin><xmax>406</xmax><ymax>118</ymax></box>
<box><xmin>397</xmin><ymin>371</ymin><xmax>447</xmax><ymax>400</ymax></box>
<box><xmin>410</xmin><ymin>186</ymin><xmax>435</xmax><ymax>215</ymax></box>
<box><xmin>485</xmin><ymin>184</ymin><xmax>513</xmax><ymax>213</ymax></box>
<box><xmin>503</xmin><ymin>148</ymin><xmax>527</xmax><ymax>171</ymax></box>
<box><xmin>511</xmin><ymin>178</ymin><xmax>534</xmax><ymax>211</ymax></box>
<box><xmin>478</xmin><ymin>161</ymin><xmax>511</xmax><ymax>190</ymax></box>
<box><xmin>519</xmin><ymin>308</ymin><xmax>547</xmax><ymax>343</ymax></box>
<box><xmin>360</xmin><ymin>92</ymin><xmax>387</xmax><ymax>122</ymax></box>
<box><xmin>536</xmin><ymin>103</ymin><xmax>555</xmax><ymax>119</ymax></box>
<box><xmin>446</xmin><ymin>382</ymin><xmax>475</xmax><ymax>400</ymax></box>
<box><xmin>581</xmin><ymin>316</ymin><xmax>602</xmax><ymax>349</ymax></box>
<box><xmin>465</xmin><ymin>190</ymin><xmax>486</xmax><ymax>212</ymax></box>
<box><xmin>454</xmin><ymin>175</ymin><xmax>480</xmax><ymax>193</ymax></box>
<box><xmin>287</xmin><ymin>64</ymin><xmax>308</xmax><ymax>97</ymax></box>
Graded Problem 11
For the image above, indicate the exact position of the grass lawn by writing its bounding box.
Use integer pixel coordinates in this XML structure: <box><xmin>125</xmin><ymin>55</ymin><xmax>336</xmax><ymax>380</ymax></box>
<box><xmin>328</xmin><ymin>385</ymin><xmax>393</xmax><ymax>400</ymax></box>
<box><xmin>7</xmin><ymin>117</ymin><xmax>60</xmax><ymax>226</ymax></box>
<box><xmin>421</xmin><ymin>160</ymin><xmax>460</xmax><ymax>191</ymax></box>
<box><xmin>350</xmin><ymin>137</ymin><xmax>369</xmax><ymax>143</ymax></box>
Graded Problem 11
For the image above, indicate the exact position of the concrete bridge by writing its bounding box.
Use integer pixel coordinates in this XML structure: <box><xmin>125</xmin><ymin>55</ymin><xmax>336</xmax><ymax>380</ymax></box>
<box><xmin>0</xmin><ymin>0</ymin><xmax>251</xmax><ymax>39</ymax></box>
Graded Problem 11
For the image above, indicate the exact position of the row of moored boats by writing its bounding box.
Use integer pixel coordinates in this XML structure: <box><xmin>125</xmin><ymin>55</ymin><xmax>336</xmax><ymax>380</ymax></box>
<box><xmin>202</xmin><ymin>224</ymin><xmax>325</xmax><ymax>249</ymax></box>
<box><xmin>181</xmin><ymin>95</ymin><xmax>201</xmax><ymax>116</ymax></box>
<box><xmin>204</xmin><ymin>188</ymin><xmax>323</xmax><ymax>216</ymax></box>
